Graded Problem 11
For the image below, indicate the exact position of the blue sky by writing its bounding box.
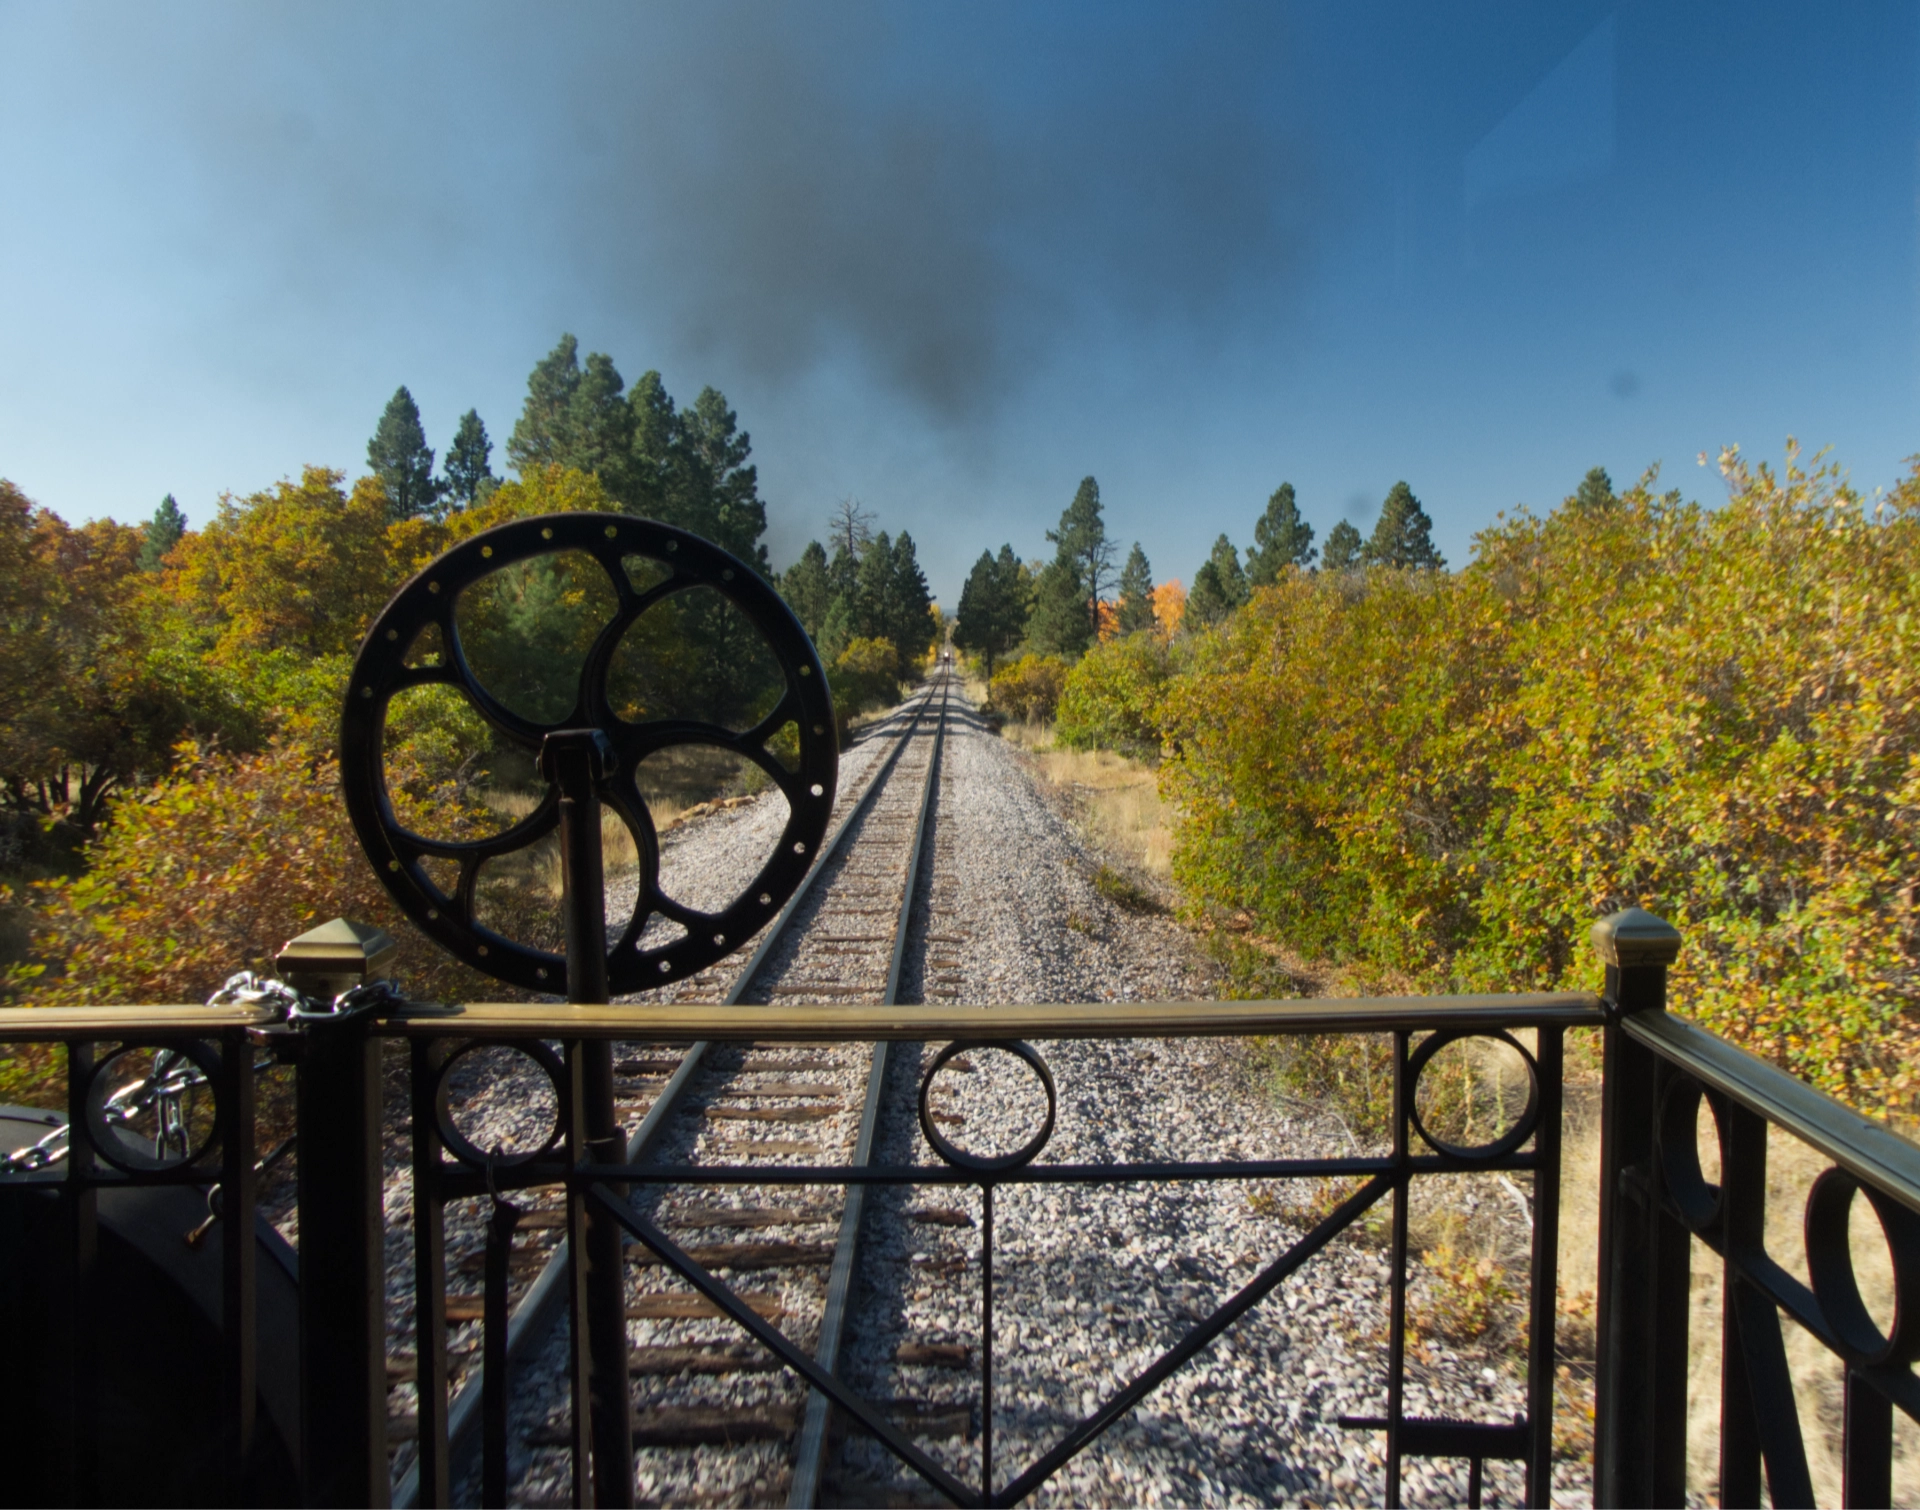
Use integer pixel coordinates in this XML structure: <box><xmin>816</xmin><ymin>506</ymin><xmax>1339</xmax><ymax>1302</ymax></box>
<box><xmin>1</xmin><ymin>1</ymin><xmax>1915</xmax><ymax>605</ymax></box>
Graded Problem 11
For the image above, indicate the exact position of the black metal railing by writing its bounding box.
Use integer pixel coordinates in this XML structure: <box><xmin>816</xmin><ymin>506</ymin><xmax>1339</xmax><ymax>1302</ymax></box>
<box><xmin>3</xmin><ymin>911</ymin><xmax>1919</xmax><ymax>1507</ymax></box>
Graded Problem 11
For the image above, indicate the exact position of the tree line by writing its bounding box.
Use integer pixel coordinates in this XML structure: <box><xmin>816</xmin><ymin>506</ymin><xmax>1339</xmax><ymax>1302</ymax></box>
<box><xmin>1</xmin><ymin>335</ymin><xmax>784</xmax><ymax>851</ymax></box>
<box><xmin>1043</xmin><ymin>446</ymin><xmax>1920</xmax><ymax>1124</ymax></box>
<box><xmin>2</xmin><ymin>335</ymin><xmax>876</xmax><ymax>1007</ymax></box>
<box><xmin>947</xmin><ymin>471</ymin><xmax>1452</xmax><ymax>687</ymax></box>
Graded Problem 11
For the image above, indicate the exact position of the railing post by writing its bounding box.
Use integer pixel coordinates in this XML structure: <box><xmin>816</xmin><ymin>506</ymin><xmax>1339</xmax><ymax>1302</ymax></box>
<box><xmin>279</xmin><ymin>918</ymin><xmax>399</xmax><ymax>1509</ymax></box>
<box><xmin>51</xmin><ymin>1040</ymin><xmax>98</xmax><ymax>1508</ymax></box>
<box><xmin>1591</xmin><ymin>907</ymin><xmax>1685</xmax><ymax>1509</ymax></box>
<box><xmin>542</xmin><ymin>730</ymin><xmax>634</xmax><ymax>1509</ymax></box>
<box><xmin>219</xmin><ymin>1025</ymin><xmax>259</xmax><ymax>1504</ymax></box>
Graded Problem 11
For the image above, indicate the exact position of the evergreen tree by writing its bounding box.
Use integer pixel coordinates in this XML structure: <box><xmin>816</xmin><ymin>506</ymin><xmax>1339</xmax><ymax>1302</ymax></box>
<box><xmin>955</xmin><ymin>550</ymin><xmax>1001</xmax><ymax>675</ymax></box>
<box><xmin>139</xmin><ymin>493</ymin><xmax>187</xmax><ymax>571</ymax></box>
<box><xmin>782</xmin><ymin>541</ymin><xmax>833</xmax><ymax>644</ymax></box>
<box><xmin>1366</xmin><ymin>481</ymin><xmax>1445</xmax><ymax>569</ymax></box>
<box><xmin>1571</xmin><ymin>466</ymin><xmax>1616</xmax><ymax>513</ymax></box>
<box><xmin>854</xmin><ymin>530</ymin><xmax>895</xmax><ymax>642</ymax></box>
<box><xmin>1045</xmin><ymin>476</ymin><xmax>1113</xmax><ymax>640</ymax></box>
<box><xmin>566</xmin><ymin>351</ymin><xmax>636</xmax><ymax>482</ymax></box>
<box><xmin>442</xmin><ymin>410</ymin><xmax>495</xmax><ymax>509</ymax></box>
<box><xmin>508</xmin><ymin>335</ymin><xmax>582</xmax><ymax>475</ymax></box>
<box><xmin>885</xmin><ymin>531</ymin><xmax>935</xmax><ymax>660</ymax></box>
<box><xmin>1116</xmin><ymin>543</ymin><xmax>1156</xmax><ymax>634</ymax></box>
<box><xmin>624</xmin><ymin>369</ymin><xmax>681</xmax><ymax>517</ymax></box>
<box><xmin>1186</xmin><ymin>535</ymin><xmax>1249</xmax><ymax>628</ymax></box>
<box><xmin>1026</xmin><ymin>558</ymin><xmax>1093</xmax><ymax>657</ymax></box>
<box><xmin>367</xmin><ymin>385</ymin><xmax>440</xmax><ymax>522</ymax></box>
<box><xmin>674</xmin><ymin>387</ymin><xmax>769</xmax><ymax>572</ymax></box>
<box><xmin>995</xmin><ymin>546</ymin><xmax>1031</xmax><ymax>643</ymax></box>
<box><xmin>1245</xmin><ymin>482</ymin><xmax>1316</xmax><ymax>584</ymax></box>
<box><xmin>1321</xmin><ymin>520</ymin><xmax>1365</xmax><ymax>573</ymax></box>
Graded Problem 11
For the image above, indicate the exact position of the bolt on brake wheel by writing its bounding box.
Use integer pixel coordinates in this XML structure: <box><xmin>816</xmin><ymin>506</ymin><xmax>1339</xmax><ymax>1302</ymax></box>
<box><xmin>339</xmin><ymin>512</ymin><xmax>837</xmax><ymax>997</ymax></box>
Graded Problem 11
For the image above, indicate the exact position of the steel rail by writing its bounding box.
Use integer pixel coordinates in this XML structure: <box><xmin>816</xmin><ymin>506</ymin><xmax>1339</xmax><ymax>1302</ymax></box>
<box><xmin>394</xmin><ymin>680</ymin><xmax>947</xmax><ymax>1505</ymax></box>
<box><xmin>790</xmin><ymin>672</ymin><xmax>950</xmax><ymax>1506</ymax></box>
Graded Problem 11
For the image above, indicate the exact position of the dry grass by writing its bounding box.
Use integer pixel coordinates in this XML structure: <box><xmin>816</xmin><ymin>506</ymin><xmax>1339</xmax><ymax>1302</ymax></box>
<box><xmin>1001</xmin><ymin>720</ymin><xmax>1173</xmax><ymax>878</ymax></box>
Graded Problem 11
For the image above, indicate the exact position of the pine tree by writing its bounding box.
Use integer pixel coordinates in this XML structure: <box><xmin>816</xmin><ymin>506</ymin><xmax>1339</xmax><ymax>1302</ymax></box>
<box><xmin>1116</xmin><ymin>543</ymin><xmax>1156</xmax><ymax>633</ymax></box>
<box><xmin>508</xmin><ymin>335</ymin><xmax>582</xmax><ymax>475</ymax></box>
<box><xmin>1026</xmin><ymin>559</ymin><xmax>1094</xmax><ymax>658</ymax></box>
<box><xmin>782</xmin><ymin>541</ymin><xmax>833</xmax><ymax>644</ymax></box>
<box><xmin>442</xmin><ymin>410</ymin><xmax>495</xmax><ymax>509</ymax></box>
<box><xmin>1186</xmin><ymin>535</ymin><xmax>1249</xmax><ymax>628</ymax></box>
<box><xmin>1571</xmin><ymin>466</ymin><xmax>1616</xmax><ymax>513</ymax></box>
<box><xmin>367</xmin><ymin>386</ymin><xmax>440</xmax><ymax>522</ymax></box>
<box><xmin>1245</xmin><ymin>482</ymin><xmax>1315</xmax><ymax>584</ymax></box>
<box><xmin>886</xmin><ymin>531</ymin><xmax>935</xmax><ymax>660</ymax></box>
<box><xmin>995</xmin><ymin>546</ymin><xmax>1031</xmax><ymax>642</ymax></box>
<box><xmin>1322</xmin><ymin>520</ymin><xmax>1365</xmax><ymax>573</ymax></box>
<box><xmin>624</xmin><ymin>370</ymin><xmax>681</xmax><ymax>517</ymax></box>
<box><xmin>139</xmin><ymin>493</ymin><xmax>187</xmax><ymax>571</ymax></box>
<box><xmin>675</xmin><ymin>387</ymin><xmax>768</xmax><ymax>572</ymax></box>
<box><xmin>566</xmin><ymin>351</ymin><xmax>636</xmax><ymax>482</ymax></box>
<box><xmin>954</xmin><ymin>551</ymin><xmax>1001</xmax><ymax>675</ymax></box>
<box><xmin>1045</xmin><ymin>476</ymin><xmax>1113</xmax><ymax>640</ymax></box>
<box><xmin>1366</xmin><ymin>482</ymin><xmax>1445</xmax><ymax>569</ymax></box>
<box><xmin>854</xmin><ymin>530</ymin><xmax>895</xmax><ymax>642</ymax></box>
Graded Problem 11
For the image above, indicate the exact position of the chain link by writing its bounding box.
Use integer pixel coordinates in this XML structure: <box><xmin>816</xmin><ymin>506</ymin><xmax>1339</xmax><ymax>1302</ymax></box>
<box><xmin>0</xmin><ymin>971</ymin><xmax>392</xmax><ymax>1175</ymax></box>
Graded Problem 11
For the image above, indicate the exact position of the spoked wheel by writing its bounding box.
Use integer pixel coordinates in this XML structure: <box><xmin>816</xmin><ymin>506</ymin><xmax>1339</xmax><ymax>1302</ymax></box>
<box><xmin>339</xmin><ymin>512</ymin><xmax>837</xmax><ymax>996</ymax></box>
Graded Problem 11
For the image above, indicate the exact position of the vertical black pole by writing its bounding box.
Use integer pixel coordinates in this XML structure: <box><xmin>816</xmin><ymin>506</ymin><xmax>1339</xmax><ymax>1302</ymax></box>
<box><xmin>1385</xmin><ymin>1031</ymin><xmax>1409</xmax><ymax>1510</ymax></box>
<box><xmin>482</xmin><ymin>1195</ymin><xmax>523</xmax><ymax>1507</ymax></box>
<box><xmin>1591</xmin><ymin>908</ymin><xmax>1683</xmax><ymax>1509</ymax></box>
<box><xmin>1648</xmin><ymin>1064</ymin><xmax>1692</xmax><ymax>1507</ymax></box>
<box><xmin>297</xmin><ymin>1013</ymin><xmax>389</xmax><ymax>1507</ymax></box>
<box><xmin>1717</xmin><ymin>1102</ymin><xmax>1767</xmax><ymax>1509</ymax></box>
<box><xmin>411</xmin><ymin>1039</ymin><xmax>451</xmax><ymax>1509</ymax></box>
<box><xmin>1523</xmin><ymin>1026</ymin><xmax>1562</xmax><ymax>1509</ymax></box>
<box><xmin>981</xmin><ymin>1181</ymin><xmax>994</xmax><ymax>1506</ymax></box>
<box><xmin>51</xmin><ymin>1040</ymin><xmax>97</xmax><ymax>1508</ymax></box>
<box><xmin>220</xmin><ymin>1029</ymin><xmax>259</xmax><ymax>1504</ymax></box>
<box><xmin>1842</xmin><ymin>1369</ymin><xmax>1893</xmax><ymax>1509</ymax></box>
<box><xmin>541</xmin><ymin>730</ymin><xmax>631</xmax><ymax>1510</ymax></box>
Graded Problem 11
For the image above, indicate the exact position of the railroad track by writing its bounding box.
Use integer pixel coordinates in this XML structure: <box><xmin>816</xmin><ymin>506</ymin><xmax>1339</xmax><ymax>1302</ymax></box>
<box><xmin>393</xmin><ymin>672</ymin><xmax>957</xmax><ymax>1507</ymax></box>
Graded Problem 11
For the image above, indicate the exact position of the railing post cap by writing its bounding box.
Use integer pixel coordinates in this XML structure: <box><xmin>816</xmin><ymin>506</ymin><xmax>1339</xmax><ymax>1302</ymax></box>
<box><xmin>1590</xmin><ymin>907</ymin><xmax>1682</xmax><ymax>969</ymax></box>
<box><xmin>276</xmin><ymin>916</ymin><xmax>398</xmax><ymax>997</ymax></box>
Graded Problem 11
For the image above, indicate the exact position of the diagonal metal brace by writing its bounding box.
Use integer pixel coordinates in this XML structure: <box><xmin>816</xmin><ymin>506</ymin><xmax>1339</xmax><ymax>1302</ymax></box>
<box><xmin>585</xmin><ymin>1183</ymin><xmax>979</xmax><ymax>1507</ymax></box>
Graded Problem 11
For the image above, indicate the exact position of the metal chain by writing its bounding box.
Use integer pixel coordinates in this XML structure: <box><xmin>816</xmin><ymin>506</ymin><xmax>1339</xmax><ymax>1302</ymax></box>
<box><xmin>0</xmin><ymin>971</ymin><xmax>366</xmax><ymax>1175</ymax></box>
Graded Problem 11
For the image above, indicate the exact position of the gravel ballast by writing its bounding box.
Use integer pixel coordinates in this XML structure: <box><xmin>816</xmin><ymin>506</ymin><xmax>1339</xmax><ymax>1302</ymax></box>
<box><xmin>373</xmin><ymin>683</ymin><xmax>1573</xmax><ymax>1507</ymax></box>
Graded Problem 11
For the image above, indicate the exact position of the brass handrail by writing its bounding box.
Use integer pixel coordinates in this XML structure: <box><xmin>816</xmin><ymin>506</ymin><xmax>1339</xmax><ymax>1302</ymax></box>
<box><xmin>376</xmin><ymin>991</ymin><xmax>1605</xmax><ymax>1040</ymax></box>
<box><xmin>0</xmin><ymin>1004</ymin><xmax>276</xmax><ymax>1040</ymax></box>
<box><xmin>1624</xmin><ymin>1006</ymin><xmax>1920</xmax><ymax>1216</ymax></box>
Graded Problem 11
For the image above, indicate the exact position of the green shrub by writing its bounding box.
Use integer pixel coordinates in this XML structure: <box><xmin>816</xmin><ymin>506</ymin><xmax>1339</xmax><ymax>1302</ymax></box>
<box><xmin>1056</xmin><ymin>632</ymin><xmax>1173</xmax><ymax>760</ymax></box>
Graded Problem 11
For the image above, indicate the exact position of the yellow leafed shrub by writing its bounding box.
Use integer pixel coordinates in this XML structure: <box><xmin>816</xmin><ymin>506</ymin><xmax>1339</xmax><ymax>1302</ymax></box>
<box><xmin>1134</xmin><ymin>444</ymin><xmax>1920</xmax><ymax>1119</ymax></box>
<box><xmin>990</xmin><ymin>653</ymin><xmax>1070</xmax><ymax>723</ymax></box>
<box><xmin>7</xmin><ymin>742</ymin><xmax>504</xmax><ymax>1009</ymax></box>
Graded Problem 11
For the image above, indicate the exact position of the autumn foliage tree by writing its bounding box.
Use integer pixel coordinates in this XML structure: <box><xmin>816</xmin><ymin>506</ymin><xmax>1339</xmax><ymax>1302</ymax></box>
<box><xmin>0</xmin><ymin>482</ymin><xmax>247</xmax><ymax>836</ymax></box>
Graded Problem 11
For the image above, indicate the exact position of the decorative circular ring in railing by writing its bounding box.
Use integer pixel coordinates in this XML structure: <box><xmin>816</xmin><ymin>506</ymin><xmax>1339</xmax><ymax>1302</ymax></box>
<box><xmin>83</xmin><ymin>1041</ymin><xmax>225</xmax><ymax>1175</ymax></box>
<box><xmin>918</xmin><ymin>1040</ymin><xmax>1057</xmax><ymax>1174</ymax></box>
<box><xmin>432</xmin><ymin>1040</ymin><xmax>570</xmax><ymax>1169</ymax></box>
<box><xmin>1655</xmin><ymin>1075</ymin><xmax>1727</xmax><ymax>1235</ymax></box>
<box><xmin>1404</xmin><ymin>1029</ymin><xmax>1540</xmax><ymax>1163</ymax></box>
<box><xmin>339</xmin><ymin>512</ymin><xmax>837</xmax><ymax>996</ymax></box>
<box><xmin>1804</xmin><ymin>1165</ymin><xmax>1920</xmax><ymax>1366</ymax></box>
